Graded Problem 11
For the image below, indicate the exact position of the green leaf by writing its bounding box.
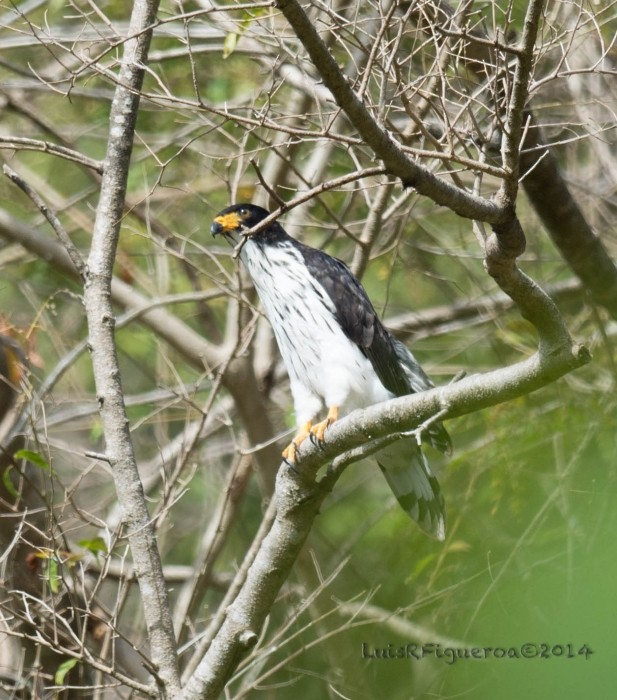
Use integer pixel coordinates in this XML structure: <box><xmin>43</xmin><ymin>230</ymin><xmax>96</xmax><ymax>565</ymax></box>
<box><xmin>55</xmin><ymin>658</ymin><xmax>78</xmax><ymax>685</ymax></box>
<box><xmin>222</xmin><ymin>8</ymin><xmax>268</xmax><ymax>59</ymax></box>
<box><xmin>78</xmin><ymin>537</ymin><xmax>108</xmax><ymax>556</ymax></box>
<box><xmin>47</xmin><ymin>557</ymin><xmax>60</xmax><ymax>594</ymax></box>
<box><xmin>13</xmin><ymin>449</ymin><xmax>49</xmax><ymax>470</ymax></box>
<box><xmin>223</xmin><ymin>32</ymin><xmax>239</xmax><ymax>59</ymax></box>
<box><xmin>2</xmin><ymin>466</ymin><xmax>19</xmax><ymax>499</ymax></box>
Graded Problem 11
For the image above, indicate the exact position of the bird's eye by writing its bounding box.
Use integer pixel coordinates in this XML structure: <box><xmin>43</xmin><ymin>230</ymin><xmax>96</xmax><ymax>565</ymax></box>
<box><xmin>238</xmin><ymin>208</ymin><xmax>248</xmax><ymax>217</ymax></box>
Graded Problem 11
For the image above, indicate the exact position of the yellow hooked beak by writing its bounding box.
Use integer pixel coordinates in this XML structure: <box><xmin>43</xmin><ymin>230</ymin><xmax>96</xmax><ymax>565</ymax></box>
<box><xmin>211</xmin><ymin>212</ymin><xmax>242</xmax><ymax>236</ymax></box>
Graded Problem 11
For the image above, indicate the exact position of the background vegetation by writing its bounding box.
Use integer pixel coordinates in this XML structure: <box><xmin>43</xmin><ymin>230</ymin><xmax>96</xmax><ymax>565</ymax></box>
<box><xmin>0</xmin><ymin>0</ymin><xmax>616</xmax><ymax>697</ymax></box>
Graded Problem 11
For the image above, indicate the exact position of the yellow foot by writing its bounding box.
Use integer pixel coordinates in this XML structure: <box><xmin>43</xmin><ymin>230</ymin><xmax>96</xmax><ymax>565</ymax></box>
<box><xmin>282</xmin><ymin>421</ymin><xmax>312</xmax><ymax>463</ymax></box>
<box><xmin>309</xmin><ymin>406</ymin><xmax>339</xmax><ymax>443</ymax></box>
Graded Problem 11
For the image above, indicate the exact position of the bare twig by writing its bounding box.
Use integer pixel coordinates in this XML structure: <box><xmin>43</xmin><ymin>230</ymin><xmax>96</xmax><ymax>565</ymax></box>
<box><xmin>174</xmin><ymin>453</ymin><xmax>253</xmax><ymax>645</ymax></box>
<box><xmin>273</xmin><ymin>0</ymin><xmax>503</xmax><ymax>224</ymax></box>
<box><xmin>0</xmin><ymin>136</ymin><xmax>104</xmax><ymax>173</ymax></box>
<box><xmin>3</xmin><ymin>164</ymin><xmax>86</xmax><ymax>277</ymax></box>
<box><xmin>497</xmin><ymin>0</ymin><xmax>546</xmax><ymax>204</ymax></box>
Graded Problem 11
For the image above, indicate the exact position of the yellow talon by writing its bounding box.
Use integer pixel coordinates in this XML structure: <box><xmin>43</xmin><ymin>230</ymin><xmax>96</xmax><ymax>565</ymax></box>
<box><xmin>283</xmin><ymin>407</ymin><xmax>340</xmax><ymax>461</ymax></box>
<box><xmin>282</xmin><ymin>421</ymin><xmax>312</xmax><ymax>463</ymax></box>
<box><xmin>309</xmin><ymin>406</ymin><xmax>339</xmax><ymax>443</ymax></box>
<box><xmin>282</xmin><ymin>442</ymin><xmax>297</xmax><ymax>463</ymax></box>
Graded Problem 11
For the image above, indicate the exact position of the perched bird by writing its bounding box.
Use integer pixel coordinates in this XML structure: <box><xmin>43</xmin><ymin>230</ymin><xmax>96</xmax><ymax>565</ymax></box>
<box><xmin>211</xmin><ymin>203</ymin><xmax>451</xmax><ymax>539</ymax></box>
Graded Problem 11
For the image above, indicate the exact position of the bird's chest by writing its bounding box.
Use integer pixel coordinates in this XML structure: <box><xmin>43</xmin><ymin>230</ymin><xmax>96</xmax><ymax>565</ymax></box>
<box><xmin>242</xmin><ymin>242</ymin><xmax>390</xmax><ymax>409</ymax></box>
<box><xmin>243</xmin><ymin>243</ymin><xmax>341</xmax><ymax>360</ymax></box>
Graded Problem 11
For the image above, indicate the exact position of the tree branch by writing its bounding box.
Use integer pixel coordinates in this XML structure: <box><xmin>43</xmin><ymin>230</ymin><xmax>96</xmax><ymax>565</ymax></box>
<box><xmin>3</xmin><ymin>164</ymin><xmax>86</xmax><ymax>277</ymax></box>
<box><xmin>498</xmin><ymin>0</ymin><xmax>546</xmax><ymax>202</ymax></box>
<box><xmin>80</xmin><ymin>0</ymin><xmax>181</xmax><ymax>694</ymax></box>
<box><xmin>180</xmin><ymin>337</ymin><xmax>589</xmax><ymax>697</ymax></box>
<box><xmin>0</xmin><ymin>135</ymin><xmax>104</xmax><ymax>173</ymax></box>
<box><xmin>273</xmin><ymin>0</ymin><xmax>503</xmax><ymax>224</ymax></box>
<box><xmin>520</xmin><ymin>116</ymin><xmax>617</xmax><ymax>318</ymax></box>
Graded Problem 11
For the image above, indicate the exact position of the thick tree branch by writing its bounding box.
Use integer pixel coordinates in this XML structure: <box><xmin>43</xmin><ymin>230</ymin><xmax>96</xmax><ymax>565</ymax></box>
<box><xmin>80</xmin><ymin>0</ymin><xmax>181</xmax><ymax>694</ymax></box>
<box><xmin>273</xmin><ymin>0</ymin><xmax>504</xmax><ymax>224</ymax></box>
<box><xmin>180</xmin><ymin>338</ymin><xmax>589</xmax><ymax>698</ymax></box>
<box><xmin>520</xmin><ymin>117</ymin><xmax>617</xmax><ymax>318</ymax></box>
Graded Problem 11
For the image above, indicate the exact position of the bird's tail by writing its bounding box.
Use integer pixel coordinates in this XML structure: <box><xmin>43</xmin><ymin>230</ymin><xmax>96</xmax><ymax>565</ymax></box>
<box><xmin>376</xmin><ymin>439</ymin><xmax>446</xmax><ymax>540</ymax></box>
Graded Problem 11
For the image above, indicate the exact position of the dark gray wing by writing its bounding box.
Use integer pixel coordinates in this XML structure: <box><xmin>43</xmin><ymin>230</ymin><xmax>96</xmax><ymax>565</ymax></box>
<box><xmin>299</xmin><ymin>241</ymin><xmax>451</xmax><ymax>455</ymax></box>
<box><xmin>298</xmin><ymin>242</ymin><xmax>410</xmax><ymax>397</ymax></box>
<box><xmin>393</xmin><ymin>338</ymin><xmax>452</xmax><ymax>454</ymax></box>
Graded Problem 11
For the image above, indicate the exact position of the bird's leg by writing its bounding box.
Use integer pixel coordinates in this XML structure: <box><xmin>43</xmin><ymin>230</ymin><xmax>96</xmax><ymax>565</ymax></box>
<box><xmin>282</xmin><ymin>406</ymin><xmax>339</xmax><ymax>462</ymax></box>
<box><xmin>282</xmin><ymin>421</ymin><xmax>313</xmax><ymax>463</ymax></box>
<box><xmin>309</xmin><ymin>405</ymin><xmax>339</xmax><ymax>443</ymax></box>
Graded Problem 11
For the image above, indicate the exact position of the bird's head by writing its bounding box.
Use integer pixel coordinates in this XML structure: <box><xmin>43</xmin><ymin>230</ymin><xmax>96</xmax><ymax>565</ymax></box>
<box><xmin>210</xmin><ymin>203</ymin><xmax>271</xmax><ymax>240</ymax></box>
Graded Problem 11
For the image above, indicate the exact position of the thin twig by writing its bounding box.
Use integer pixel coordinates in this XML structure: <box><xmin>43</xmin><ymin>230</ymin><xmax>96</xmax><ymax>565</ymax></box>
<box><xmin>3</xmin><ymin>164</ymin><xmax>86</xmax><ymax>278</ymax></box>
<box><xmin>231</xmin><ymin>166</ymin><xmax>387</xmax><ymax>259</ymax></box>
<box><xmin>0</xmin><ymin>136</ymin><xmax>104</xmax><ymax>173</ymax></box>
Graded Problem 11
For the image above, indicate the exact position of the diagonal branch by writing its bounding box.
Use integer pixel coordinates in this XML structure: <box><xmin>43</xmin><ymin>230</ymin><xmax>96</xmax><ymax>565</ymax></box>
<box><xmin>273</xmin><ymin>0</ymin><xmax>503</xmax><ymax>224</ymax></box>
<box><xmin>3</xmin><ymin>164</ymin><xmax>86</xmax><ymax>277</ymax></box>
<box><xmin>180</xmin><ymin>337</ymin><xmax>589</xmax><ymax>698</ymax></box>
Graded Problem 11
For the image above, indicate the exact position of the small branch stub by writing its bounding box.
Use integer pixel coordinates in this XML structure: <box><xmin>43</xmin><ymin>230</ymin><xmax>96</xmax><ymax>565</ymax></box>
<box><xmin>238</xmin><ymin>630</ymin><xmax>258</xmax><ymax>649</ymax></box>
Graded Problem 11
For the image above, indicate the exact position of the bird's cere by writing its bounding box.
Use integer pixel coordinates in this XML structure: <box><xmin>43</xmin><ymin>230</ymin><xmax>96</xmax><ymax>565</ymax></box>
<box><xmin>211</xmin><ymin>211</ymin><xmax>242</xmax><ymax>235</ymax></box>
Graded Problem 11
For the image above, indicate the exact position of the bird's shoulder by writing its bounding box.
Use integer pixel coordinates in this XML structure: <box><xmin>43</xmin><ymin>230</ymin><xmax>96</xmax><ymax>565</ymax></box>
<box><xmin>295</xmin><ymin>240</ymin><xmax>410</xmax><ymax>396</ymax></box>
<box><xmin>295</xmin><ymin>241</ymin><xmax>377</xmax><ymax>341</ymax></box>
